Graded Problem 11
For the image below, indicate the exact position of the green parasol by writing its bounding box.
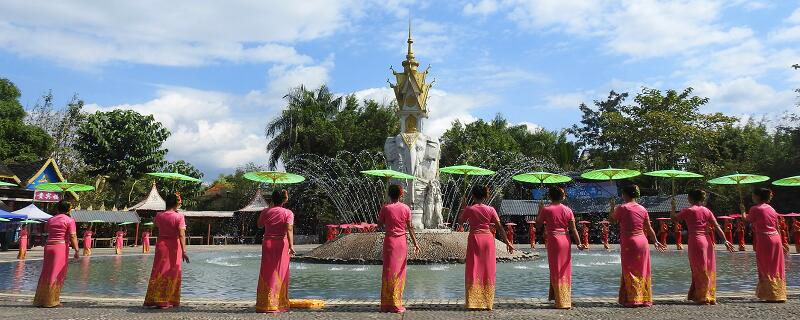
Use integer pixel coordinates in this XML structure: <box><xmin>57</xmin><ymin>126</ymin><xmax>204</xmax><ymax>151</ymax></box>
<box><xmin>581</xmin><ymin>167</ymin><xmax>641</xmax><ymax>216</ymax></box>
<box><xmin>645</xmin><ymin>169</ymin><xmax>703</xmax><ymax>214</ymax></box>
<box><xmin>708</xmin><ymin>172</ymin><xmax>770</xmax><ymax>215</ymax></box>
<box><xmin>361</xmin><ymin>169</ymin><xmax>416</xmax><ymax>180</ymax></box>
<box><xmin>87</xmin><ymin>219</ymin><xmax>105</xmax><ymax>223</ymax></box>
<box><xmin>35</xmin><ymin>182</ymin><xmax>95</xmax><ymax>193</ymax></box>
<box><xmin>20</xmin><ymin>219</ymin><xmax>41</xmax><ymax>224</ymax></box>
<box><xmin>244</xmin><ymin>171</ymin><xmax>306</xmax><ymax>185</ymax></box>
<box><xmin>439</xmin><ymin>165</ymin><xmax>495</xmax><ymax>176</ymax></box>
<box><xmin>0</xmin><ymin>181</ymin><xmax>17</xmax><ymax>187</ymax></box>
<box><xmin>512</xmin><ymin>172</ymin><xmax>572</xmax><ymax>184</ymax></box>
<box><xmin>143</xmin><ymin>222</ymin><xmax>154</xmax><ymax>226</ymax></box>
<box><xmin>440</xmin><ymin>164</ymin><xmax>495</xmax><ymax>228</ymax></box>
<box><xmin>0</xmin><ymin>218</ymin><xmax>9</xmax><ymax>222</ymax></box>
<box><xmin>772</xmin><ymin>175</ymin><xmax>800</xmax><ymax>187</ymax></box>
<box><xmin>118</xmin><ymin>222</ymin><xmax>135</xmax><ymax>226</ymax></box>
<box><xmin>581</xmin><ymin>167</ymin><xmax>641</xmax><ymax>181</ymax></box>
<box><xmin>513</xmin><ymin>171</ymin><xmax>572</xmax><ymax>209</ymax></box>
<box><xmin>147</xmin><ymin>172</ymin><xmax>202</xmax><ymax>183</ymax></box>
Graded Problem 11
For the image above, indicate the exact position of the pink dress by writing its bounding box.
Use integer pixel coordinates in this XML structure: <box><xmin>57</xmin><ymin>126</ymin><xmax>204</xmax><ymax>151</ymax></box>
<box><xmin>143</xmin><ymin>210</ymin><xmax>186</xmax><ymax>307</ymax></box>
<box><xmin>378</xmin><ymin>202</ymin><xmax>411</xmax><ymax>312</ymax></box>
<box><xmin>537</xmin><ymin>203</ymin><xmax>575</xmax><ymax>309</ymax></box>
<box><xmin>142</xmin><ymin>231</ymin><xmax>151</xmax><ymax>253</ymax></box>
<box><xmin>256</xmin><ymin>206</ymin><xmax>294</xmax><ymax>313</ymax></box>
<box><xmin>33</xmin><ymin>214</ymin><xmax>76</xmax><ymax>307</ymax></box>
<box><xmin>676</xmin><ymin>205</ymin><xmax>718</xmax><ymax>303</ymax></box>
<box><xmin>613</xmin><ymin>202</ymin><xmax>653</xmax><ymax>307</ymax></box>
<box><xmin>461</xmin><ymin>203</ymin><xmax>499</xmax><ymax>310</ymax></box>
<box><xmin>82</xmin><ymin>231</ymin><xmax>93</xmax><ymax>256</ymax></box>
<box><xmin>17</xmin><ymin>228</ymin><xmax>28</xmax><ymax>260</ymax></box>
<box><xmin>115</xmin><ymin>231</ymin><xmax>125</xmax><ymax>254</ymax></box>
<box><xmin>747</xmin><ymin>204</ymin><xmax>787</xmax><ymax>301</ymax></box>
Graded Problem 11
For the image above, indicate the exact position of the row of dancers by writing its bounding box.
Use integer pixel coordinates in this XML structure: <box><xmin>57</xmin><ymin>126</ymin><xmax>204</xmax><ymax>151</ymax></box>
<box><xmin>29</xmin><ymin>185</ymin><xmax>789</xmax><ymax>312</ymax></box>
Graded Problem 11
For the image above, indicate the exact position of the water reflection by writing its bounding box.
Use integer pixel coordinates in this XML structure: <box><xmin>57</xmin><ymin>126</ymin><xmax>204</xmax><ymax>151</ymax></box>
<box><xmin>0</xmin><ymin>249</ymin><xmax>797</xmax><ymax>300</ymax></box>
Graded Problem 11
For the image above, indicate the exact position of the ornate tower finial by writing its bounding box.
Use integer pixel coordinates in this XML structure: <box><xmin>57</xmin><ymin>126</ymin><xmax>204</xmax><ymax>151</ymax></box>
<box><xmin>407</xmin><ymin>17</ymin><xmax>413</xmax><ymax>56</ymax></box>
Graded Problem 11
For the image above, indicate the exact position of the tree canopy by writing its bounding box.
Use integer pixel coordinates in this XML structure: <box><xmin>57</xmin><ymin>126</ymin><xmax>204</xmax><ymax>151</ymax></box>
<box><xmin>0</xmin><ymin>78</ymin><xmax>53</xmax><ymax>163</ymax></box>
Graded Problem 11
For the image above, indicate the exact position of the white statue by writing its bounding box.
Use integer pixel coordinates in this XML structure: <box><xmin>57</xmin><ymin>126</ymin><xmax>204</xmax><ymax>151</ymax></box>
<box><xmin>384</xmin><ymin>24</ymin><xmax>444</xmax><ymax>229</ymax></box>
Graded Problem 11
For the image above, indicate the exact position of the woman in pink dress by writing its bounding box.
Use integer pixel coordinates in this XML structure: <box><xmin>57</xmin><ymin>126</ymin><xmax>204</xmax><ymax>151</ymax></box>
<box><xmin>17</xmin><ymin>226</ymin><xmax>28</xmax><ymax>260</ymax></box>
<box><xmin>256</xmin><ymin>189</ymin><xmax>295</xmax><ymax>313</ymax></box>
<box><xmin>535</xmin><ymin>187</ymin><xmax>586</xmax><ymax>309</ymax></box>
<box><xmin>144</xmin><ymin>194</ymin><xmax>189</xmax><ymax>309</ymax></box>
<box><xmin>33</xmin><ymin>201</ymin><xmax>80</xmax><ymax>307</ymax></box>
<box><xmin>114</xmin><ymin>227</ymin><xmax>126</xmax><ymax>255</ymax></box>
<box><xmin>82</xmin><ymin>226</ymin><xmax>93</xmax><ymax>256</ymax></box>
<box><xmin>743</xmin><ymin>188</ymin><xmax>788</xmax><ymax>302</ymax></box>
<box><xmin>142</xmin><ymin>228</ymin><xmax>151</xmax><ymax>253</ymax></box>
<box><xmin>609</xmin><ymin>185</ymin><xmax>666</xmax><ymax>307</ymax></box>
<box><xmin>458</xmin><ymin>185</ymin><xmax>514</xmax><ymax>310</ymax></box>
<box><xmin>672</xmin><ymin>189</ymin><xmax>734</xmax><ymax>304</ymax></box>
<box><xmin>377</xmin><ymin>184</ymin><xmax>421</xmax><ymax>313</ymax></box>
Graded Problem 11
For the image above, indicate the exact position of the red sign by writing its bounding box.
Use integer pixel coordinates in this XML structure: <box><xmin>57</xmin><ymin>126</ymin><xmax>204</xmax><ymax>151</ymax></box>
<box><xmin>34</xmin><ymin>190</ymin><xmax>62</xmax><ymax>202</ymax></box>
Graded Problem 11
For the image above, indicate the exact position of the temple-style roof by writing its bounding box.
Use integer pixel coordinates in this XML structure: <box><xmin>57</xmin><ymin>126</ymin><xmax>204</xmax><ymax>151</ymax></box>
<box><xmin>0</xmin><ymin>164</ymin><xmax>20</xmax><ymax>184</ymax></box>
<box><xmin>128</xmin><ymin>183</ymin><xmax>166</xmax><ymax>211</ymax></box>
<box><xmin>72</xmin><ymin>210</ymin><xmax>141</xmax><ymax>223</ymax></box>
<box><xmin>238</xmin><ymin>189</ymin><xmax>269</xmax><ymax>212</ymax></box>
<box><xmin>182</xmin><ymin>211</ymin><xmax>235</xmax><ymax>218</ymax></box>
<box><xmin>389</xmin><ymin>21</ymin><xmax>432</xmax><ymax>117</ymax></box>
<box><xmin>6</xmin><ymin>158</ymin><xmax>66</xmax><ymax>187</ymax></box>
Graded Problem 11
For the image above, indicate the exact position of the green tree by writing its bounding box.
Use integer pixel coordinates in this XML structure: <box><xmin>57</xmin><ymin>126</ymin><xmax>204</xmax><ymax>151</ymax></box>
<box><xmin>75</xmin><ymin>109</ymin><xmax>170</xmax><ymax>202</ymax></box>
<box><xmin>0</xmin><ymin>78</ymin><xmax>53</xmax><ymax>163</ymax></box>
<box><xmin>265</xmin><ymin>85</ymin><xmax>399</xmax><ymax>169</ymax></box>
<box><xmin>25</xmin><ymin>91</ymin><xmax>86</xmax><ymax>175</ymax></box>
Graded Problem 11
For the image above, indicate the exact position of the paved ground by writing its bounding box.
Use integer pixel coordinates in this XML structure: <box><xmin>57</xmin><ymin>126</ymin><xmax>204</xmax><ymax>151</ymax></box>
<box><xmin>2</xmin><ymin>244</ymin><xmax>798</xmax><ymax>319</ymax></box>
<box><xmin>0</xmin><ymin>292</ymin><xmax>798</xmax><ymax>319</ymax></box>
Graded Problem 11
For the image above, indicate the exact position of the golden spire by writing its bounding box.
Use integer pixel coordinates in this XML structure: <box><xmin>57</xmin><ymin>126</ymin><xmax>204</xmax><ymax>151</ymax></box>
<box><xmin>403</xmin><ymin>16</ymin><xmax>419</xmax><ymax>71</ymax></box>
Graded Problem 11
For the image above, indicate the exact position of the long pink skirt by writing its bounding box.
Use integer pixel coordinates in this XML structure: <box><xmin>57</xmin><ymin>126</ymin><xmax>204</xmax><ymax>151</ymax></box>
<box><xmin>687</xmin><ymin>233</ymin><xmax>716</xmax><ymax>303</ymax></box>
<box><xmin>82</xmin><ymin>236</ymin><xmax>92</xmax><ymax>256</ymax></box>
<box><xmin>754</xmin><ymin>233</ymin><xmax>786</xmax><ymax>301</ymax></box>
<box><xmin>142</xmin><ymin>236</ymin><xmax>151</xmax><ymax>253</ymax></box>
<box><xmin>381</xmin><ymin>234</ymin><xmax>407</xmax><ymax>312</ymax></box>
<box><xmin>17</xmin><ymin>235</ymin><xmax>28</xmax><ymax>260</ymax></box>
<box><xmin>465</xmin><ymin>232</ymin><xmax>496</xmax><ymax>310</ymax></box>
<box><xmin>618</xmin><ymin>234</ymin><xmax>652</xmax><ymax>307</ymax></box>
<box><xmin>33</xmin><ymin>243</ymin><xmax>69</xmax><ymax>307</ymax></box>
<box><xmin>115</xmin><ymin>236</ymin><xmax>124</xmax><ymax>254</ymax></box>
<box><xmin>143</xmin><ymin>237</ymin><xmax>183</xmax><ymax>307</ymax></box>
<box><xmin>546</xmin><ymin>233</ymin><xmax>572</xmax><ymax>309</ymax></box>
<box><xmin>256</xmin><ymin>237</ymin><xmax>290</xmax><ymax>313</ymax></box>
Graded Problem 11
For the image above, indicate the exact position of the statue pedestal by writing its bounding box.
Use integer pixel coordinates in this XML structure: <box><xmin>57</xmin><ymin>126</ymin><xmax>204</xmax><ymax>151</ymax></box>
<box><xmin>411</xmin><ymin>209</ymin><xmax>424</xmax><ymax>230</ymax></box>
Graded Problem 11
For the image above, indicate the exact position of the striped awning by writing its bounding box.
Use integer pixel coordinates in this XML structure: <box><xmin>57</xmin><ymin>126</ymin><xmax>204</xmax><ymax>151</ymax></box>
<box><xmin>71</xmin><ymin>210</ymin><xmax>141</xmax><ymax>223</ymax></box>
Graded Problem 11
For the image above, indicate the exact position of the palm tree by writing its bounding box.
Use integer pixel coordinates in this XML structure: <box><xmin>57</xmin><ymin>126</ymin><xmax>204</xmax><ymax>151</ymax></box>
<box><xmin>265</xmin><ymin>85</ymin><xmax>343</xmax><ymax>169</ymax></box>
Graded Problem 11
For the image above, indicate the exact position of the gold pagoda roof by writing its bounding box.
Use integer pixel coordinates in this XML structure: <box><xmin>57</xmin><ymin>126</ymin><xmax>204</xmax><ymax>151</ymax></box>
<box><xmin>389</xmin><ymin>21</ymin><xmax>432</xmax><ymax>113</ymax></box>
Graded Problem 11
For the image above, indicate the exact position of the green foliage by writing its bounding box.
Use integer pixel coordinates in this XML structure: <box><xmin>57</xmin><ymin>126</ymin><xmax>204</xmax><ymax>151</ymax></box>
<box><xmin>0</xmin><ymin>78</ymin><xmax>54</xmax><ymax>163</ymax></box>
<box><xmin>75</xmin><ymin>109</ymin><xmax>170</xmax><ymax>202</ymax></box>
<box><xmin>265</xmin><ymin>85</ymin><xmax>399</xmax><ymax>169</ymax></box>
<box><xmin>440</xmin><ymin>114</ymin><xmax>581</xmax><ymax>169</ymax></box>
<box><xmin>25</xmin><ymin>91</ymin><xmax>87</xmax><ymax>175</ymax></box>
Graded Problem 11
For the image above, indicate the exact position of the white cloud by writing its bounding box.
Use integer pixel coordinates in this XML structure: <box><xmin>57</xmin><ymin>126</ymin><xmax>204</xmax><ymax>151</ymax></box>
<box><xmin>497</xmin><ymin>0</ymin><xmax>752</xmax><ymax>59</ymax></box>
<box><xmin>0</xmin><ymin>1</ymin><xmax>360</xmax><ymax>67</ymax></box>
<box><xmin>689</xmin><ymin>77</ymin><xmax>796</xmax><ymax>114</ymax></box>
<box><xmin>788</xmin><ymin>7</ymin><xmax>800</xmax><ymax>24</ymax></box>
<box><xmin>463</xmin><ymin>0</ymin><xmax>500</xmax><ymax>16</ymax></box>
<box><xmin>353</xmin><ymin>87</ymin><xmax>493</xmax><ymax>138</ymax></box>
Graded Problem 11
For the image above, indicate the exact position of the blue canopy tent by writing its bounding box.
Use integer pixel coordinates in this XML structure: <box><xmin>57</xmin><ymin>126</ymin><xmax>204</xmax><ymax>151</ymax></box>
<box><xmin>0</xmin><ymin>209</ymin><xmax>26</xmax><ymax>220</ymax></box>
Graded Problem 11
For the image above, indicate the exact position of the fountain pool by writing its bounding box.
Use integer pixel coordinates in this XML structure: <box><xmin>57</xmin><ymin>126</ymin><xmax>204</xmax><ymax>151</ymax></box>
<box><xmin>1</xmin><ymin>249</ymin><xmax>797</xmax><ymax>300</ymax></box>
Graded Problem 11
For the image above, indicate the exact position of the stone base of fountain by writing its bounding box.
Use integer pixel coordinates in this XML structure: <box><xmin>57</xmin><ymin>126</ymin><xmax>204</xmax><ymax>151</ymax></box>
<box><xmin>297</xmin><ymin>232</ymin><xmax>536</xmax><ymax>265</ymax></box>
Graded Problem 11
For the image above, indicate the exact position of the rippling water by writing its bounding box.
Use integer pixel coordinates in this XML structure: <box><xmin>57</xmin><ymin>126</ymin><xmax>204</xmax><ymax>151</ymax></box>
<box><xmin>1</xmin><ymin>248</ymin><xmax>798</xmax><ymax>300</ymax></box>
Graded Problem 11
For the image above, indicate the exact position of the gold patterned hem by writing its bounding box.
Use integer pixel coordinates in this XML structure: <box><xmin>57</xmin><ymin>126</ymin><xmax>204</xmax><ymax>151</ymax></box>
<box><xmin>143</xmin><ymin>274</ymin><xmax>181</xmax><ymax>306</ymax></box>
<box><xmin>465</xmin><ymin>282</ymin><xmax>494</xmax><ymax>310</ymax></box>
<box><xmin>688</xmin><ymin>271</ymin><xmax>716</xmax><ymax>304</ymax></box>
<box><xmin>380</xmin><ymin>271</ymin><xmax>406</xmax><ymax>310</ymax></box>
<box><xmin>549</xmin><ymin>282</ymin><xmax>572</xmax><ymax>309</ymax></box>
<box><xmin>756</xmin><ymin>275</ymin><xmax>787</xmax><ymax>302</ymax></box>
<box><xmin>618</xmin><ymin>273</ymin><xmax>652</xmax><ymax>306</ymax></box>
<box><xmin>32</xmin><ymin>281</ymin><xmax>62</xmax><ymax>307</ymax></box>
<box><xmin>256</xmin><ymin>270</ymin><xmax>289</xmax><ymax>312</ymax></box>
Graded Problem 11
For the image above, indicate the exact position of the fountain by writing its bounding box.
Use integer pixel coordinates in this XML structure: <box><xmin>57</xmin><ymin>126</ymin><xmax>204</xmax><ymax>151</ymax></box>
<box><xmin>291</xmin><ymin>26</ymin><xmax>557</xmax><ymax>263</ymax></box>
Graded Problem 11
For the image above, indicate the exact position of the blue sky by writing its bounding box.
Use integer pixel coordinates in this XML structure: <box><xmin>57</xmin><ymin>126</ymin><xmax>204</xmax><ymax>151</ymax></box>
<box><xmin>2</xmin><ymin>1</ymin><xmax>798</xmax><ymax>179</ymax></box>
